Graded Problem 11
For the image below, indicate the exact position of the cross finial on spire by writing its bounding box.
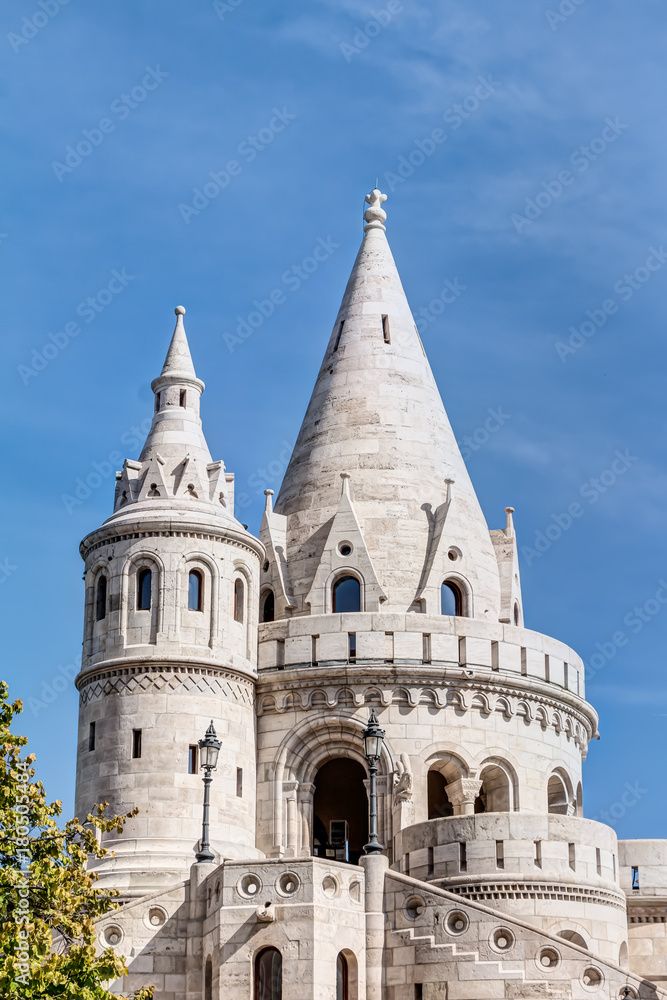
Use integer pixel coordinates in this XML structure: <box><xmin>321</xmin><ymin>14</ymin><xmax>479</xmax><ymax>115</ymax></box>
<box><xmin>364</xmin><ymin>189</ymin><xmax>388</xmax><ymax>232</ymax></box>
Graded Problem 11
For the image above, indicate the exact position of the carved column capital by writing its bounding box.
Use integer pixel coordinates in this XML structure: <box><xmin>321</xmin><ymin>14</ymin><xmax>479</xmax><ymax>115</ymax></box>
<box><xmin>445</xmin><ymin>778</ymin><xmax>483</xmax><ymax>816</ymax></box>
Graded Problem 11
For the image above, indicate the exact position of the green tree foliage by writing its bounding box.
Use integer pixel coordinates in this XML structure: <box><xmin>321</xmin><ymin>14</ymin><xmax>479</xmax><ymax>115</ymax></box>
<box><xmin>0</xmin><ymin>682</ymin><xmax>152</xmax><ymax>999</ymax></box>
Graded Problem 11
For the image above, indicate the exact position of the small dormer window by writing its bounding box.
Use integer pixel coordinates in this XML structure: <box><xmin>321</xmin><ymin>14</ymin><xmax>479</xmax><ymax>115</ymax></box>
<box><xmin>441</xmin><ymin>580</ymin><xmax>463</xmax><ymax>616</ymax></box>
<box><xmin>262</xmin><ymin>590</ymin><xmax>275</xmax><ymax>623</ymax></box>
<box><xmin>333</xmin><ymin>575</ymin><xmax>361</xmax><ymax>613</ymax></box>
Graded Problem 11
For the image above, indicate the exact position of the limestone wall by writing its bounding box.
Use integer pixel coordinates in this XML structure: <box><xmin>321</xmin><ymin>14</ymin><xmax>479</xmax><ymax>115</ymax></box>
<box><xmin>394</xmin><ymin>814</ymin><xmax>626</xmax><ymax>960</ymax></box>
<box><xmin>619</xmin><ymin>840</ymin><xmax>667</xmax><ymax>984</ymax></box>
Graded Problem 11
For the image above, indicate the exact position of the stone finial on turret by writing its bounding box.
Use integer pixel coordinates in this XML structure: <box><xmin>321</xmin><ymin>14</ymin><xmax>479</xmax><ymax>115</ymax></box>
<box><xmin>504</xmin><ymin>506</ymin><xmax>515</xmax><ymax>537</ymax></box>
<box><xmin>364</xmin><ymin>188</ymin><xmax>388</xmax><ymax>232</ymax></box>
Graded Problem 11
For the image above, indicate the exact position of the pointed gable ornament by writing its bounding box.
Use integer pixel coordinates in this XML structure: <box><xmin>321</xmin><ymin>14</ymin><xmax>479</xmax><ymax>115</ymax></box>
<box><xmin>305</xmin><ymin>473</ymin><xmax>386</xmax><ymax>615</ymax></box>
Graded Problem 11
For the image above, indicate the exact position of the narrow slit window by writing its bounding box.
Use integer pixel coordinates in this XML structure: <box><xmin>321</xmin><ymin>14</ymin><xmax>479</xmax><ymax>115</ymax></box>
<box><xmin>596</xmin><ymin>848</ymin><xmax>601</xmax><ymax>875</ymax></box>
<box><xmin>95</xmin><ymin>575</ymin><xmax>107</xmax><ymax>621</ymax></box>
<box><xmin>188</xmin><ymin>570</ymin><xmax>203</xmax><ymax>611</ymax></box>
<box><xmin>88</xmin><ymin>721</ymin><xmax>96</xmax><ymax>752</ymax></box>
<box><xmin>132</xmin><ymin>729</ymin><xmax>142</xmax><ymax>759</ymax></box>
<box><xmin>568</xmin><ymin>842</ymin><xmax>576</xmax><ymax>870</ymax></box>
<box><xmin>415</xmin><ymin>987</ymin><xmax>424</xmax><ymax>1000</ymax></box>
<box><xmin>459</xmin><ymin>841</ymin><xmax>467</xmax><ymax>872</ymax></box>
<box><xmin>427</xmin><ymin>846</ymin><xmax>434</xmax><ymax>877</ymax></box>
<box><xmin>236</xmin><ymin>767</ymin><xmax>243</xmax><ymax>797</ymax></box>
<box><xmin>384</xmin><ymin>632</ymin><xmax>394</xmax><ymax>663</ymax></box>
<box><xmin>422</xmin><ymin>633</ymin><xmax>431</xmax><ymax>664</ymax></box>
<box><xmin>155</xmin><ymin>391</ymin><xmax>160</xmax><ymax>412</ymax></box>
<box><xmin>179</xmin><ymin>389</ymin><xmax>186</xmax><ymax>407</ymax></box>
<box><xmin>277</xmin><ymin>638</ymin><xmax>285</xmax><ymax>668</ymax></box>
<box><xmin>382</xmin><ymin>314</ymin><xmax>391</xmax><ymax>343</ymax></box>
<box><xmin>348</xmin><ymin>633</ymin><xmax>357</xmax><ymax>661</ymax></box>
<box><xmin>233</xmin><ymin>578</ymin><xmax>244</xmax><ymax>622</ymax></box>
<box><xmin>311</xmin><ymin>634</ymin><xmax>319</xmax><ymax>666</ymax></box>
<box><xmin>632</xmin><ymin>866</ymin><xmax>640</xmax><ymax>890</ymax></box>
<box><xmin>496</xmin><ymin>840</ymin><xmax>505</xmax><ymax>869</ymax></box>
<box><xmin>333</xmin><ymin>320</ymin><xmax>345</xmax><ymax>351</ymax></box>
<box><xmin>137</xmin><ymin>568</ymin><xmax>152</xmax><ymax>611</ymax></box>
<box><xmin>188</xmin><ymin>745</ymin><xmax>198</xmax><ymax>774</ymax></box>
<box><xmin>535</xmin><ymin>840</ymin><xmax>542</xmax><ymax>868</ymax></box>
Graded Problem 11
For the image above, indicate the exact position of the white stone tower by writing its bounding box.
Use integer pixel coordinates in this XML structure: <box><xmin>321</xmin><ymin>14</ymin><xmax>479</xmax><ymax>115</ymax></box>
<box><xmin>255</xmin><ymin>190</ymin><xmax>627</xmax><ymax>962</ymax></box>
<box><xmin>74</xmin><ymin>307</ymin><xmax>263</xmax><ymax>897</ymax></box>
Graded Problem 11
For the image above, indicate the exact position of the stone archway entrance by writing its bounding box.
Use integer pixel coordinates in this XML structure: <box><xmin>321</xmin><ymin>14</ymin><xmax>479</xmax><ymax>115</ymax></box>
<box><xmin>313</xmin><ymin>758</ymin><xmax>368</xmax><ymax>865</ymax></box>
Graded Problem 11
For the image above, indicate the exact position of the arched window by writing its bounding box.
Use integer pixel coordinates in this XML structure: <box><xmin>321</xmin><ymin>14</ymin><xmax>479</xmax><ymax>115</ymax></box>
<box><xmin>137</xmin><ymin>568</ymin><xmax>152</xmax><ymax>611</ymax></box>
<box><xmin>188</xmin><ymin>570</ymin><xmax>203</xmax><ymax>611</ymax></box>
<box><xmin>336</xmin><ymin>952</ymin><xmax>349</xmax><ymax>1000</ymax></box>
<box><xmin>333</xmin><ymin>575</ymin><xmax>361</xmax><ymax>613</ymax></box>
<box><xmin>441</xmin><ymin>580</ymin><xmax>463</xmax><ymax>616</ymax></box>
<box><xmin>262</xmin><ymin>590</ymin><xmax>275</xmax><ymax>623</ymax></box>
<box><xmin>234</xmin><ymin>578</ymin><xmax>244</xmax><ymax>623</ymax></box>
<box><xmin>547</xmin><ymin>772</ymin><xmax>569</xmax><ymax>814</ymax></box>
<box><xmin>255</xmin><ymin>947</ymin><xmax>282</xmax><ymax>1000</ymax></box>
<box><xmin>95</xmin><ymin>575</ymin><xmax>107</xmax><ymax>621</ymax></box>
<box><xmin>204</xmin><ymin>956</ymin><xmax>212</xmax><ymax>1000</ymax></box>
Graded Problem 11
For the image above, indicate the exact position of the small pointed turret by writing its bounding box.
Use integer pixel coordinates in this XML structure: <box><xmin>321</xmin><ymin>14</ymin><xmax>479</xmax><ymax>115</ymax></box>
<box><xmin>107</xmin><ymin>307</ymin><xmax>239</xmax><ymax>526</ymax></box>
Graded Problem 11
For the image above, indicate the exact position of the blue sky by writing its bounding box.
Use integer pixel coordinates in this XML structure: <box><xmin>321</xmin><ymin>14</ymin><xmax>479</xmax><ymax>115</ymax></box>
<box><xmin>2</xmin><ymin>0</ymin><xmax>667</xmax><ymax>837</ymax></box>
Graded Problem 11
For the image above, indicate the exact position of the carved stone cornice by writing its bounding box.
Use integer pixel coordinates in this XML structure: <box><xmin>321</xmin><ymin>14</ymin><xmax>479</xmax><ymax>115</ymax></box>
<box><xmin>256</xmin><ymin>662</ymin><xmax>597</xmax><ymax>754</ymax></box>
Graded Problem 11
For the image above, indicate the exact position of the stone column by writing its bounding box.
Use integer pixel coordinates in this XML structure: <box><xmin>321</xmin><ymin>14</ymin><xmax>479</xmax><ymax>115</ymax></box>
<box><xmin>359</xmin><ymin>853</ymin><xmax>388</xmax><ymax>1000</ymax></box>
<box><xmin>445</xmin><ymin>778</ymin><xmax>483</xmax><ymax>816</ymax></box>
<box><xmin>297</xmin><ymin>782</ymin><xmax>315</xmax><ymax>857</ymax></box>
<box><xmin>284</xmin><ymin>780</ymin><xmax>299</xmax><ymax>857</ymax></box>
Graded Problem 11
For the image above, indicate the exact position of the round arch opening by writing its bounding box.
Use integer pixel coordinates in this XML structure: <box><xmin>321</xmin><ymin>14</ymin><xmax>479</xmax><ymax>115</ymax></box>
<box><xmin>313</xmin><ymin>758</ymin><xmax>368</xmax><ymax>865</ymax></box>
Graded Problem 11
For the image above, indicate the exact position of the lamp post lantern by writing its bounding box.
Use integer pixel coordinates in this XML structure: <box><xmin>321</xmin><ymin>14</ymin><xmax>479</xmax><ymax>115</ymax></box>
<box><xmin>362</xmin><ymin>709</ymin><xmax>385</xmax><ymax>856</ymax></box>
<box><xmin>195</xmin><ymin>720</ymin><xmax>222</xmax><ymax>863</ymax></box>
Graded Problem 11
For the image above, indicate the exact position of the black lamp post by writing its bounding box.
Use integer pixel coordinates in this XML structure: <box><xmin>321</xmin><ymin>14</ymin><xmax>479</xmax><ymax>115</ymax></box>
<box><xmin>362</xmin><ymin>710</ymin><xmax>385</xmax><ymax>856</ymax></box>
<box><xmin>195</xmin><ymin>721</ymin><xmax>222</xmax><ymax>863</ymax></box>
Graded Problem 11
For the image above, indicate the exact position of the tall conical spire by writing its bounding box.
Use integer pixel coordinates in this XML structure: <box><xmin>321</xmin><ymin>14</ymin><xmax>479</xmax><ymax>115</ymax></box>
<box><xmin>275</xmin><ymin>191</ymin><xmax>503</xmax><ymax>616</ymax></box>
